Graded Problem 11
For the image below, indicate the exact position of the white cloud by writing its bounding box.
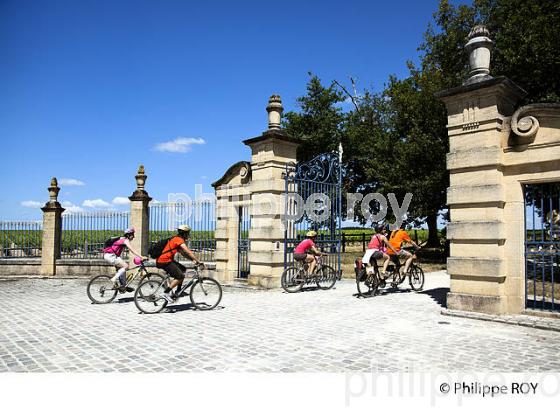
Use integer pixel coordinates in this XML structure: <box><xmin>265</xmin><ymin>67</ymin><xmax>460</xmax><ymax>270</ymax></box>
<box><xmin>59</xmin><ymin>178</ymin><xmax>85</xmax><ymax>186</ymax></box>
<box><xmin>21</xmin><ymin>200</ymin><xmax>42</xmax><ymax>208</ymax></box>
<box><xmin>151</xmin><ymin>199</ymin><xmax>161</xmax><ymax>204</ymax></box>
<box><xmin>154</xmin><ymin>137</ymin><xmax>205</xmax><ymax>153</ymax></box>
<box><xmin>112</xmin><ymin>196</ymin><xmax>130</xmax><ymax>205</ymax></box>
<box><xmin>62</xmin><ymin>201</ymin><xmax>84</xmax><ymax>213</ymax></box>
<box><xmin>83</xmin><ymin>199</ymin><xmax>112</xmax><ymax>208</ymax></box>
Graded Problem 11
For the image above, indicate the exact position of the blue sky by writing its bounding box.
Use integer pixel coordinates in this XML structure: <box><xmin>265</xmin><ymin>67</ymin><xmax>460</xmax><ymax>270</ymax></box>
<box><xmin>0</xmin><ymin>0</ymin><xmax>468</xmax><ymax>220</ymax></box>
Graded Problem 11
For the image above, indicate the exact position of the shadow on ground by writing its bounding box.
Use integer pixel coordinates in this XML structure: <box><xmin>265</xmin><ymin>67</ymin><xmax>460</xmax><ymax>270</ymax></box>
<box><xmin>420</xmin><ymin>287</ymin><xmax>448</xmax><ymax>308</ymax></box>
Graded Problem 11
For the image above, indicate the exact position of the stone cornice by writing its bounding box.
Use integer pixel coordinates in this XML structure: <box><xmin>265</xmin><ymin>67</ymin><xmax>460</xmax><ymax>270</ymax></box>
<box><xmin>129</xmin><ymin>190</ymin><xmax>152</xmax><ymax>201</ymax></box>
<box><xmin>242</xmin><ymin>129</ymin><xmax>300</xmax><ymax>146</ymax></box>
<box><xmin>435</xmin><ymin>76</ymin><xmax>526</xmax><ymax>101</ymax></box>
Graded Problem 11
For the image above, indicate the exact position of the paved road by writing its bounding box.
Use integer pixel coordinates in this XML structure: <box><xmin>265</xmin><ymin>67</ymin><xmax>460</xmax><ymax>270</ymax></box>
<box><xmin>0</xmin><ymin>271</ymin><xmax>559</xmax><ymax>372</ymax></box>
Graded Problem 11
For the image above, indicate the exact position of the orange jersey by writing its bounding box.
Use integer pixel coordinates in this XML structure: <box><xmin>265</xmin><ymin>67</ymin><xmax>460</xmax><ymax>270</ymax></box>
<box><xmin>387</xmin><ymin>230</ymin><xmax>411</xmax><ymax>254</ymax></box>
<box><xmin>156</xmin><ymin>236</ymin><xmax>186</xmax><ymax>264</ymax></box>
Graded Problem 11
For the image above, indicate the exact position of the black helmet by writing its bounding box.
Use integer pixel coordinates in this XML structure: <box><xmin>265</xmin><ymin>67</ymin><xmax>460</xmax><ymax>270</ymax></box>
<box><xmin>374</xmin><ymin>224</ymin><xmax>387</xmax><ymax>233</ymax></box>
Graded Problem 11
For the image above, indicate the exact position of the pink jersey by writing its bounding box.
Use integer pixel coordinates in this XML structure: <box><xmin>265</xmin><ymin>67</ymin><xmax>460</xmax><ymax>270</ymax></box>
<box><xmin>103</xmin><ymin>237</ymin><xmax>128</xmax><ymax>256</ymax></box>
<box><xmin>294</xmin><ymin>238</ymin><xmax>315</xmax><ymax>254</ymax></box>
<box><xmin>367</xmin><ymin>234</ymin><xmax>386</xmax><ymax>253</ymax></box>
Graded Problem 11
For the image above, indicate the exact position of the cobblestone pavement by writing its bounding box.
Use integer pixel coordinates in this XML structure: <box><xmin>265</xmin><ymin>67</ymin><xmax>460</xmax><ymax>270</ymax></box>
<box><xmin>0</xmin><ymin>271</ymin><xmax>559</xmax><ymax>372</ymax></box>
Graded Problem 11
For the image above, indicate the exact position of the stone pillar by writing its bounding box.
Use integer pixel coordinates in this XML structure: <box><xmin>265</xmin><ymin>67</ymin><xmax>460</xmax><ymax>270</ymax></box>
<box><xmin>214</xmin><ymin>178</ymin><xmax>247</xmax><ymax>281</ymax></box>
<box><xmin>436</xmin><ymin>26</ymin><xmax>527</xmax><ymax>314</ymax></box>
<box><xmin>41</xmin><ymin>178</ymin><xmax>64</xmax><ymax>276</ymax></box>
<box><xmin>128</xmin><ymin>165</ymin><xmax>151</xmax><ymax>256</ymax></box>
<box><xmin>243</xmin><ymin>95</ymin><xmax>299</xmax><ymax>288</ymax></box>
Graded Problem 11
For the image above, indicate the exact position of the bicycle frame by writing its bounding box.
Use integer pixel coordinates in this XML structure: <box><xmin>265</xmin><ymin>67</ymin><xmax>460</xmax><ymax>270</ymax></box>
<box><xmin>150</xmin><ymin>267</ymin><xmax>201</xmax><ymax>295</ymax></box>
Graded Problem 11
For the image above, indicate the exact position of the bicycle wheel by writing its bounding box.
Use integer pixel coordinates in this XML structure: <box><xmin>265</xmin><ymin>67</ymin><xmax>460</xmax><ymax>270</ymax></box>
<box><xmin>281</xmin><ymin>267</ymin><xmax>304</xmax><ymax>293</ymax></box>
<box><xmin>316</xmin><ymin>265</ymin><xmax>337</xmax><ymax>290</ymax></box>
<box><xmin>134</xmin><ymin>280</ymin><xmax>168</xmax><ymax>314</ymax></box>
<box><xmin>137</xmin><ymin>271</ymin><xmax>165</xmax><ymax>298</ymax></box>
<box><xmin>357</xmin><ymin>272</ymin><xmax>379</xmax><ymax>297</ymax></box>
<box><xmin>87</xmin><ymin>274</ymin><xmax>118</xmax><ymax>304</ymax></box>
<box><xmin>409</xmin><ymin>265</ymin><xmax>425</xmax><ymax>291</ymax></box>
<box><xmin>189</xmin><ymin>277</ymin><xmax>222</xmax><ymax>310</ymax></box>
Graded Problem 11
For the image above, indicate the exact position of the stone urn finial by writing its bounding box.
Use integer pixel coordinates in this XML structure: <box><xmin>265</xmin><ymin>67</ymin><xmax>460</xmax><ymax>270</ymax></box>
<box><xmin>48</xmin><ymin>177</ymin><xmax>60</xmax><ymax>203</ymax></box>
<box><xmin>266</xmin><ymin>95</ymin><xmax>283</xmax><ymax>130</ymax></box>
<box><xmin>464</xmin><ymin>24</ymin><xmax>493</xmax><ymax>85</ymax></box>
<box><xmin>135</xmin><ymin>164</ymin><xmax>147</xmax><ymax>191</ymax></box>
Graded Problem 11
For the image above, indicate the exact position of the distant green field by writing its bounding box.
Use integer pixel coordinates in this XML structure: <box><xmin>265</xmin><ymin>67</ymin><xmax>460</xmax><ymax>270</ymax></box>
<box><xmin>1</xmin><ymin>229</ymin><xmax>216</xmax><ymax>257</ymax></box>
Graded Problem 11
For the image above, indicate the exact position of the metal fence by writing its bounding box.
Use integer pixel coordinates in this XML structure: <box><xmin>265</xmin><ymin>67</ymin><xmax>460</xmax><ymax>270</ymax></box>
<box><xmin>0</xmin><ymin>221</ymin><xmax>43</xmax><ymax>258</ymax></box>
<box><xmin>149</xmin><ymin>201</ymin><xmax>216</xmax><ymax>262</ymax></box>
<box><xmin>238</xmin><ymin>205</ymin><xmax>250</xmax><ymax>278</ymax></box>
<box><xmin>284</xmin><ymin>152</ymin><xmax>342</xmax><ymax>273</ymax></box>
<box><xmin>61</xmin><ymin>211</ymin><xmax>131</xmax><ymax>259</ymax></box>
<box><xmin>525</xmin><ymin>182</ymin><xmax>560</xmax><ymax>312</ymax></box>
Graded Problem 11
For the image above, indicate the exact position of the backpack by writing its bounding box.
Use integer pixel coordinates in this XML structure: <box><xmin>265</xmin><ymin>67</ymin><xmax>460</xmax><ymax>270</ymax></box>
<box><xmin>354</xmin><ymin>258</ymin><xmax>367</xmax><ymax>282</ymax></box>
<box><xmin>148</xmin><ymin>237</ymin><xmax>173</xmax><ymax>259</ymax></box>
<box><xmin>104</xmin><ymin>236</ymin><xmax>122</xmax><ymax>248</ymax></box>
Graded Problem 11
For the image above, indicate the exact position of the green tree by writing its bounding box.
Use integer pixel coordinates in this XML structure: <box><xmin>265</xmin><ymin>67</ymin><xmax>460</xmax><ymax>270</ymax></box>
<box><xmin>283</xmin><ymin>0</ymin><xmax>560</xmax><ymax>248</ymax></box>
<box><xmin>282</xmin><ymin>74</ymin><xmax>346</xmax><ymax>161</ymax></box>
<box><xmin>475</xmin><ymin>0</ymin><xmax>560</xmax><ymax>102</ymax></box>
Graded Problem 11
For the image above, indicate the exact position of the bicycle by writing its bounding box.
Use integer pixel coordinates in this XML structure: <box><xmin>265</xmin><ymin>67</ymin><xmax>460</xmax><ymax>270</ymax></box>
<box><xmin>281</xmin><ymin>255</ymin><xmax>338</xmax><ymax>293</ymax></box>
<box><xmin>384</xmin><ymin>247</ymin><xmax>425</xmax><ymax>291</ymax></box>
<box><xmin>134</xmin><ymin>264</ymin><xmax>222</xmax><ymax>314</ymax></box>
<box><xmin>354</xmin><ymin>257</ymin><xmax>382</xmax><ymax>297</ymax></box>
<box><xmin>86</xmin><ymin>261</ymin><xmax>165</xmax><ymax>304</ymax></box>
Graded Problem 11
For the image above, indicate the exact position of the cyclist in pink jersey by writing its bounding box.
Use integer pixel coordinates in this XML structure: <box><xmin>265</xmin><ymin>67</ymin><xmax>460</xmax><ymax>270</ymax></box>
<box><xmin>102</xmin><ymin>228</ymin><xmax>147</xmax><ymax>292</ymax></box>
<box><xmin>361</xmin><ymin>225</ymin><xmax>398</xmax><ymax>278</ymax></box>
<box><xmin>293</xmin><ymin>230</ymin><xmax>324</xmax><ymax>275</ymax></box>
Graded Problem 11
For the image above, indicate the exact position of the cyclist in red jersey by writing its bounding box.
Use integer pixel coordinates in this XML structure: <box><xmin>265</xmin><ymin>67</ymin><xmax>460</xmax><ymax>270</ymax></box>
<box><xmin>293</xmin><ymin>230</ymin><xmax>324</xmax><ymax>275</ymax></box>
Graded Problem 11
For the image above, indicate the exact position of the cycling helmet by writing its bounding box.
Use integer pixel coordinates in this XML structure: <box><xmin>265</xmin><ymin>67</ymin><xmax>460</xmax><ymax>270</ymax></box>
<box><xmin>124</xmin><ymin>227</ymin><xmax>135</xmax><ymax>236</ymax></box>
<box><xmin>306</xmin><ymin>230</ymin><xmax>317</xmax><ymax>237</ymax></box>
<box><xmin>177</xmin><ymin>224</ymin><xmax>191</xmax><ymax>233</ymax></box>
<box><xmin>374</xmin><ymin>224</ymin><xmax>387</xmax><ymax>233</ymax></box>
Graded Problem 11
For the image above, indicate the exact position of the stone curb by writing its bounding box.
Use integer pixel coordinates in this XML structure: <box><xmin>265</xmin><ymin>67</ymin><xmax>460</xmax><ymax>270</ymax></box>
<box><xmin>442</xmin><ymin>308</ymin><xmax>560</xmax><ymax>333</ymax></box>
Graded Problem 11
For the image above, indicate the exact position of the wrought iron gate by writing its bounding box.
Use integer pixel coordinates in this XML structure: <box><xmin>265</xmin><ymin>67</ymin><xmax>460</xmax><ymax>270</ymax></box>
<box><xmin>525</xmin><ymin>182</ymin><xmax>560</xmax><ymax>312</ymax></box>
<box><xmin>238</xmin><ymin>205</ymin><xmax>250</xmax><ymax>278</ymax></box>
<box><xmin>283</xmin><ymin>150</ymin><xmax>342</xmax><ymax>274</ymax></box>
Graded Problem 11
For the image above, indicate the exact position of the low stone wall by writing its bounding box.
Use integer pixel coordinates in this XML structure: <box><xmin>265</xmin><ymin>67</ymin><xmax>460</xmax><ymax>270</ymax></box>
<box><xmin>0</xmin><ymin>259</ymin><xmax>42</xmax><ymax>276</ymax></box>
<box><xmin>56</xmin><ymin>259</ymin><xmax>115</xmax><ymax>277</ymax></box>
<box><xmin>0</xmin><ymin>258</ymin><xmax>218</xmax><ymax>278</ymax></box>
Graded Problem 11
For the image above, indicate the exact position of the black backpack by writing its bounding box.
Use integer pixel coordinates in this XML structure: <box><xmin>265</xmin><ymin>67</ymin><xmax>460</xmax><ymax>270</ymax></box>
<box><xmin>104</xmin><ymin>236</ymin><xmax>122</xmax><ymax>248</ymax></box>
<box><xmin>148</xmin><ymin>237</ymin><xmax>173</xmax><ymax>259</ymax></box>
<box><xmin>354</xmin><ymin>258</ymin><xmax>367</xmax><ymax>282</ymax></box>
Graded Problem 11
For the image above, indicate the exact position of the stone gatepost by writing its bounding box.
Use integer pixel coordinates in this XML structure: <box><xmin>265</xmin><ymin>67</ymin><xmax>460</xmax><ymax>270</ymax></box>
<box><xmin>41</xmin><ymin>178</ymin><xmax>64</xmax><ymax>276</ymax></box>
<box><xmin>213</xmin><ymin>162</ymin><xmax>252</xmax><ymax>282</ymax></box>
<box><xmin>243</xmin><ymin>95</ymin><xmax>299</xmax><ymax>288</ymax></box>
<box><xmin>436</xmin><ymin>26</ymin><xmax>526</xmax><ymax>314</ymax></box>
<box><xmin>129</xmin><ymin>165</ymin><xmax>151</xmax><ymax>256</ymax></box>
<box><xmin>213</xmin><ymin>95</ymin><xmax>299</xmax><ymax>287</ymax></box>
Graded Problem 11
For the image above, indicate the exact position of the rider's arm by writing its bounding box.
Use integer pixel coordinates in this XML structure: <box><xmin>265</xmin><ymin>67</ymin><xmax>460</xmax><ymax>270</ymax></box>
<box><xmin>310</xmin><ymin>245</ymin><xmax>323</xmax><ymax>256</ymax></box>
<box><xmin>179</xmin><ymin>243</ymin><xmax>202</xmax><ymax>265</ymax></box>
<box><xmin>382</xmin><ymin>237</ymin><xmax>398</xmax><ymax>254</ymax></box>
<box><xmin>124</xmin><ymin>239</ymin><xmax>145</xmax><ymax>259</ymax></box>
<box><xmin>409</xmin><ymin>240</ymin><xmax>421</xmax><ymax>249</ymax></box>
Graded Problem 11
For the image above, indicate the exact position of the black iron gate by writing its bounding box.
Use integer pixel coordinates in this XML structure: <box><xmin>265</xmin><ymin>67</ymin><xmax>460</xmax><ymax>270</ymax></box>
<box><xmin>238</xmin><ymin>205</ymin><xmax>250</xmax><ymax>278</ymax></box>
<box><xmin>283</xmin><ymin>150</ymin><xmax>342</xmax><ymax>274</ymax></box>
<box><xmin>525</xmin><ymin>182</ymin><xmax>560</xmax><ymax>312</ymax></box>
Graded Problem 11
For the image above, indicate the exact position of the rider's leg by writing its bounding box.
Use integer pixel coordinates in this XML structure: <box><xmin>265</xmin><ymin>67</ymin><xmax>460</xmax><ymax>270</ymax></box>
<box><xmin>402</xmin><ymin>251</ymin><xmax>414</xmax><ymax>273</ymax></box>
<box><xmin>381</xmin><ymin>254</ymin><xmax>390</xmax><ymax>276</ymax></box>
<box><xmin>306</xmin><ymin>254</ymin><xmax>316</xmax><ymax>274</ymax></box>
<box><xmin>162</xmin><ymin>262</ymin><xmax>186</xmax><ymax>300</ymax></box>
<box><xmin>113</xmin><ymin>259</ymin><xmax>128</xmax><ymax>287</ymax></box>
